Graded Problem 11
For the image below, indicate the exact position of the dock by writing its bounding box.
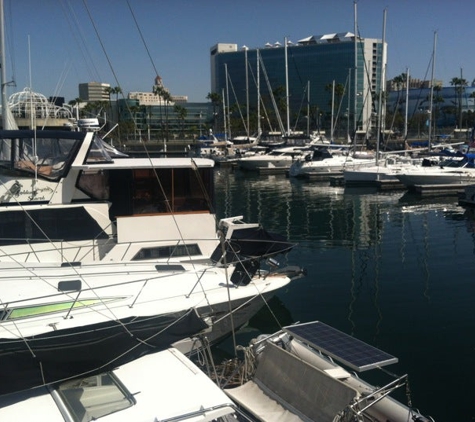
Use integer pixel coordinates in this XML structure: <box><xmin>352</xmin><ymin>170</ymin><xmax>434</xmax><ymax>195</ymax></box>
<box><xmin>256</xmin><ymin>167</ymin><xmax>290</xmax><ymax>175</ymax></box>
<box><xmin>411</xmin><ymin>183</ymin><xmax>468</xmax><ymax>196</ymax></box>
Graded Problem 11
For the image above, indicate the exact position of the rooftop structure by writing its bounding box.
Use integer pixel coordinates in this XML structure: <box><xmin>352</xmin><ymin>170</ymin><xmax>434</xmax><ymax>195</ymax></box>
<box><xmin>7</xmin><ymin>87</ymin><xmax>73</xmax><ymax>129</ymax></box>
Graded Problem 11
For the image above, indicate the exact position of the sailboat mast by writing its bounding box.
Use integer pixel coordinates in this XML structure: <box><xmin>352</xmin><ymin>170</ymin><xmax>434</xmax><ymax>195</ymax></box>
<box><xmin>428</xmin><ymin>31</ymin><xmax>437</xmax><ymax>150</ymax></box>
<box><xmin>244</xmin><ymin>46</ymin><xmax>249</xmax><ymax>140</ymax></box>
<box><xmin>285</xmin><ymin>36</ymin><xmax>290</xmax><ymax>136</ymax></box>
<box><xmin>222</xmin><ymin>88</ymin><xmax>227</xmax><ymax>142</ymax></box>
<box><xmin>331</xmin><ymin>80</ymin><xmax>335</xmax><ymax>142</ymax></box>
<box><xmin>307</xmin><ymin>80</ymin><xmax>310</xmax><ymax>136</ymax></box>
<box><xmin>376</xmin><ymin>8</ymin><xmax>387</xmax><ymax>165</ymax></box>
<box><xmin>404</xmin><ymin>68</ymin><xmax>409</xmax><ymax>140</ymax></box>
<box><xmin>225</xmin><ymin>63</ymin><xmax>231</xmax><ymax>140</ymax></box>
<box><xmin>257</xmin><ymin>49</ymin><xmax>261</xmax><ymax>137</ymax></box>
<box><xmin>0</xmin><ymin>0</ymin><xmax>8</xmax><ymax>129</ymax></box>
<box><xmin>353</xmin><ymin>1</ymin><xmax>358</xmax><ymax>134</ymax></box>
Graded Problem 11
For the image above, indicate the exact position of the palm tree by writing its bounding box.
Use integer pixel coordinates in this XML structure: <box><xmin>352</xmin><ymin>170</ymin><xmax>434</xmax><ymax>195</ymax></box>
<box><xmin>206</xmin><ymin>92</ymin><xmax>221</xmax><ymax>134</ymax></box>
<box><xmin>129</xmin><ymin>105</ymin><xmax>141</xmax><ymax>141</ymax></box>
<box><xmin>161</xmin><ymin>90</ymin><xmax>172</xmax><ymax>145</ymax></box>
<box><xmin>174</xmin><ymin>104</ymin><xmax>187</xmax><ymax>138</ymax></box>
<box><xmin>450</xmin><ymin>76</ymin><xmax>467</xmax><ymax>129</ymax></box>
<box><xmin>153</xmin><ymin>85</ymin><xmax>165</xmax><ymax>140</ymax></box>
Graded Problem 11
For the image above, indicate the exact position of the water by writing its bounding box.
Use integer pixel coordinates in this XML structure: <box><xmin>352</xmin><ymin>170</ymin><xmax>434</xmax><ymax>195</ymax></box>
<box><xmin>213</xmin><ymin>167</ymin><xmax>475</xmax><ymax>422</ymax></box>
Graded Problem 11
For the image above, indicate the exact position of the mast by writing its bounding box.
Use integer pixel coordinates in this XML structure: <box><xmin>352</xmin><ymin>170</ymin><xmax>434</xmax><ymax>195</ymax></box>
<box><xmin>428</xmin><ymin>31</ymin><xmax>437</xmax><ymax>150</ymax></box>
<box><xmin>353</xmin><ymin>1</ymin><xmax>358</xmax><ymax>135</ymax></box>
<box><xmin>257</xmin><ymin>49</ymin><xmax>261</xmax><ymax>138</ymax></box>
<box><xmin>222</xmin><ymin>88</ymin><xmax>227</xmax><ymax>142</ymax></box>
<box><xmin>244</xmin><ymin>46</ymin><xmax>249</xmax><ymax>140</ymax></box>
<box><xmin>0</xmin><ymin>0</ymin><xmax>8</xmax><ymax>129</ymax></box>
<box><xmin>284</xmin><ymin>36</ymin><xmax>290</xmax><ymax>136</ymax></box>
<box><xmin>225</xmin><ymin>63</ymin><xmax>231</xmax><ymax>140</ymax></box>
<box><xmin>404</xmin><ymin>68</ymin><xmax>409</xmax><ymax>140</ymax></box>
<box><xmin>307</xmin><ymin>81</ymin><xmax>310</xmax><ymax>136</ymax></box>
<box><xmin>331</xmin><ymin>80</ymin><xmax>335</xmax><ymax>142</ymax></box>
<box><xmin>376</xmin><ymin>8</ymin><xmax>387</xmax><ymax>165</ymax></box>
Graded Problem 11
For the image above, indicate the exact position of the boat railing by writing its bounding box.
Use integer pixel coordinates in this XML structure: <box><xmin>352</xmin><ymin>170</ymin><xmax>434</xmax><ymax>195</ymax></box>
<box><xmin>0</xmin><ymin>237</ymin><xmax>108</xmax><ymax>262</ymax></box>
<box><xmin>158</xmin><ymin>403</ymin><xmax>252</xmax><ymax>422</ymax></box>
<box><xmin>350</xmin><ymin>373</ymin><xmax>408</xmax><ymax>416</ymax></box>
<box><xmin>0</xmin><ymin>263</ymin><xmax>201</xmax><ymax>321</ymax></box>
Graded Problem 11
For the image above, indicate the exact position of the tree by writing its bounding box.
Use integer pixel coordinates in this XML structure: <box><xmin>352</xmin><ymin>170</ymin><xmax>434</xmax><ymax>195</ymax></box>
<box><xmin>161</xmin><ymin>90</ymin><xmax>172</xmax><ymax>144</ymax></box>
<box><xmin>153</xmin><ymin>85</ymin><xmax>166</xmax><ymax>140</ymax></box>
<box><xmin>174</xmin><ymin>104</ymin><xmax>187</xmax><ymax>138</ymax></box>
<box><xmin>450</xmin><ymin>76</ymin><xmax>467</xmax><ymax>128</ymax></box>
<box><xmin>206</xmin><ymin>92</ymin><xmax>221</xmax><ymax>133</ymax></box>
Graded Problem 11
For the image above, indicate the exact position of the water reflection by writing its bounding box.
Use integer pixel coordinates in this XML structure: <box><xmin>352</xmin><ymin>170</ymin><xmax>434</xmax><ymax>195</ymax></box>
<box><xmin>214</xmin><ymin>168</ymin><xmax>475</xmax><ymax>421</ymax></box>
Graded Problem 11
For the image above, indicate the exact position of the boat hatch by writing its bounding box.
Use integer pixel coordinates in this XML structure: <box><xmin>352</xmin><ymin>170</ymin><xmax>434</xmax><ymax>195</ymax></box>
<box><xmin>155</xmin><ymin>264</ymin><xmax>185</xmax><ymax>272</ymax></box>
<box><xmin>284</xmin><ymin>321</ymin><xmax>398</xmax><ymax>372</ymax></box>
<box><xmin>58</xmin><ymin>280</ymin><xmax>82</xmax><ymax>292</ymax></box>
<box><xmin>54</xmin><ymin>372</ymin><xmax>135</xmax><ymax>420</ymax></box>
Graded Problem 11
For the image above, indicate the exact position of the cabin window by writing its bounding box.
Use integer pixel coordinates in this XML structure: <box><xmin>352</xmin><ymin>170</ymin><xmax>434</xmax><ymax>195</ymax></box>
<box><xmin>132</xmin><ymin>244</ymin><xmax>201</xmax><ymax>260</ymax></box>
<box><xmin>77</xmin><ymin>170</ymin><xmax>110</xmax><ymax>200</ymax></box>
<box><xmin>0</xmin><ymin>207</ymin><xmax>109</xmax><ymax>246</ymax></box>
<box><xmin>57</xmin><ymin>372</ymin><xmax>134</xmax><ymax>421</ymax></box>
<box><xmin>130</xmin><ymin>167</ymin><xmax>213</xmax><ymax>215</ymax></box>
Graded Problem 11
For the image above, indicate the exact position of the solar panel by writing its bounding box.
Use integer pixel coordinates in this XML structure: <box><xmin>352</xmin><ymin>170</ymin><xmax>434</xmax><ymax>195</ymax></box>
<box><xmin>283</xmin><ymin>321</ymin><xmax>398</xmax><ymax>372</ymax></box>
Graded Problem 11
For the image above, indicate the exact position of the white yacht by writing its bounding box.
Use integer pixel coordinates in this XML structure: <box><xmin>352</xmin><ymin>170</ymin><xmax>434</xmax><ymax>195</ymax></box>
<box><xmin>343</xmin><ymin>154</ymin><xmax>423</xmax><ymax>185</ymax></box>
<box><xmin>395</xmin><ymin>153</ymin><xmax>475</xmax><ymax>187</ymax></box>
<box><xmin>237</xmin><ymin>145</ymin><xmax>310</xmax><ymax>171</ymax></box>
<box><xmin>289</xmin><ymin>146</ymin><xmax>375</xmax><ymax>177</ymax></box>
<box><xmin>0</xmin><ymin>127</ymin><xmax>304</xmax><ymax>396</ymax></box>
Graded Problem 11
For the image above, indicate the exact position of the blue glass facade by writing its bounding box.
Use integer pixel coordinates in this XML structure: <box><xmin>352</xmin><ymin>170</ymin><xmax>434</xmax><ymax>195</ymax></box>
<box><xmin>211</xmin><ymin>36</ymin><xmax>385</xmax><ymax>138</ymax></box>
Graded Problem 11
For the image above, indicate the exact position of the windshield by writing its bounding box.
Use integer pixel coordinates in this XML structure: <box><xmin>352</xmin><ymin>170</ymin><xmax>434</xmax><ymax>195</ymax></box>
<box><xmin>0</xmin><ymin>130</ymin><xmax>83</xmax><ymax>179</ymax></box>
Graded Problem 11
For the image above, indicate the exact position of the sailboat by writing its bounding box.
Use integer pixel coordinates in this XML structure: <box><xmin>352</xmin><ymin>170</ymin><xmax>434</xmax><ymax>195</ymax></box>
<box><xmin>0</xmin><ymin>2</ymin><xmax>304</xmax><ymax>396</ymax></box>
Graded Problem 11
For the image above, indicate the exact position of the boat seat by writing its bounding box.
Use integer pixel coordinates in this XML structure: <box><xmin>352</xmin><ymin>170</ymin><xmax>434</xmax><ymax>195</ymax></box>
<box><xmin>225</xmin><ymin>341</ymin><xmax>358</xmax><ymax>422</ymax></box>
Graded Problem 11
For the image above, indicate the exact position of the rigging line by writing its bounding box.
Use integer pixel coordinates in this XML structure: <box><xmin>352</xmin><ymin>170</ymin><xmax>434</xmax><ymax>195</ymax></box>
<box><xmin>126</xmin><ymin>0</ymin><xmax>160</xmax><ymax>78</ymax></box>
<box><xmin>227</xmin><ymin>71</ymin><xmax>247</xmax><ymax>134</ymax></box>
<box><xmin>33</xmin><ymin>308</ymin><xmax>203</xmax><ymax>387</ymax></box>
<box><xmin>247</xmin><ymin>56</ymin><xmax>274</xmax><ymax>133</ymax></box>
<box><xmin>4</xmin><ymin>0</ymin><xmax>15</xmax><ymax>87</ymax></box>
<box><xmin>81</xmin><ymin>0</ymin><xmax>122</xmax><ymax>93</ymax></box>
<box><xmin>0</xmin><ymin>192</ymin><xmax>137</xmax><ymax>336</ymax></box>
<box><xmin>244</xmin><ymin>59</ymin><xmax>266</xmax><ymax>138</ymax></box>
<box><xmin>292</xmin><ymin>82</ymin><xmax>309</xmax><ymax>132</ymax></box>
<box><xmin>259</xmin><ymin>54</ymin><xmax>285</xmax><ymax>134</ymax></box>
<box><xmin>0</xmin><ymin>246</ymin><xmax>141</xmax><ymax>337</ymax></box>
<box><xmin>59</xmin><ymin>0</ymin><xmax>101</xmax><ymax>81</ymax></box>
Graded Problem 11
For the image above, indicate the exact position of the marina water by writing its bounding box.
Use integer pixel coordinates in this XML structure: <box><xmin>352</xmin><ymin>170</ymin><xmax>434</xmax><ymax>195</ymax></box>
<box><xmin>214</xmin><ymin>167</ymin><xmax>475</xmax><ymax>422</ymax></box>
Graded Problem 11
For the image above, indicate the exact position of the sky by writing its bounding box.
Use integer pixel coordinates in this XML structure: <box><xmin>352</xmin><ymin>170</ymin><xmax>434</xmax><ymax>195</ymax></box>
<box><xmin>4</xmin><ymin>0</ymin><xmax>474</xmax><ymax>103</ymax></box>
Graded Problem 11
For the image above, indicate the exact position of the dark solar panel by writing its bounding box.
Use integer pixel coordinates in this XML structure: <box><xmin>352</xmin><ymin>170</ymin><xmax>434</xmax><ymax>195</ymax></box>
<box><xmin>283</xmin><ymin>321</ymin><xmax>398</xmax><ymax>372</ymax></box>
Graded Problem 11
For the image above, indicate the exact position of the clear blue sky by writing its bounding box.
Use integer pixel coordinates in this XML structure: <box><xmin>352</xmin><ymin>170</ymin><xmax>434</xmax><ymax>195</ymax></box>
<box><xmin>4</xmin><ymin>0</ymin><xmax>474</xmax><ymax>103</ymax></box>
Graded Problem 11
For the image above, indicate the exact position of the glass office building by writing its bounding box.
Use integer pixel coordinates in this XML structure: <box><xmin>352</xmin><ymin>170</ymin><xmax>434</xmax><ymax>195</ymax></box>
<box><xmin>210</xmin><ymin>33</ymin><xmax>386</xmax><ymax>140</ymax></box>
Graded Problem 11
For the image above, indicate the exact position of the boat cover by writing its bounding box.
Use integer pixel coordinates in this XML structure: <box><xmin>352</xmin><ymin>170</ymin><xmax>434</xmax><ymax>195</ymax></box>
<box><xmin>211</xmin><ymin>227</ymin><xmax>296</xmax><ymax>264</ymax></box>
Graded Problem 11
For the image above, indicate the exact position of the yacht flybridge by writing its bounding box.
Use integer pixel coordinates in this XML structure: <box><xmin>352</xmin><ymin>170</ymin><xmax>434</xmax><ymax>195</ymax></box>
<box><xmin>0</xmin><ymin>128</ymin><xmax>304</xmax><ymax>396</ymax></box>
